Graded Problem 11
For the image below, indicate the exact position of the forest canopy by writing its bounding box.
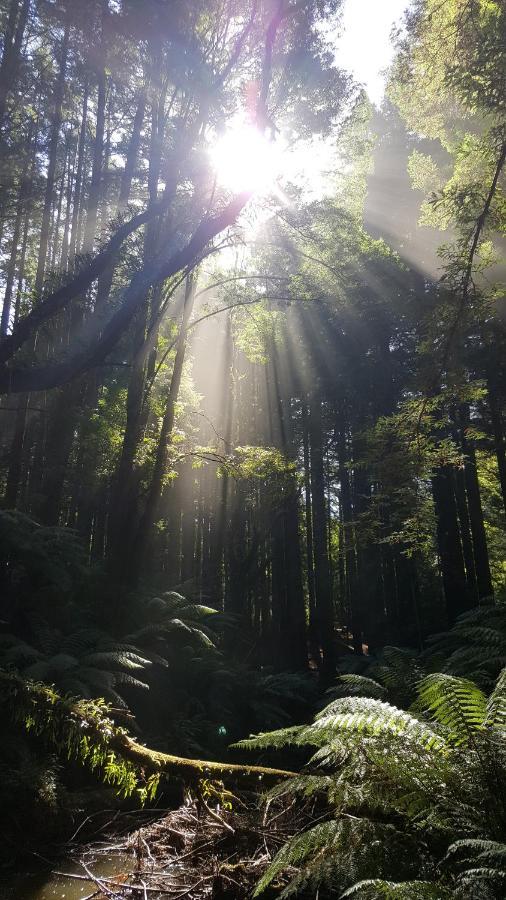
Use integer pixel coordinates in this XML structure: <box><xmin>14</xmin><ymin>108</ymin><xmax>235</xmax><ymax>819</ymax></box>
<box><xmin>0</xmin><ymin>0</ymin><xmax>505</xmax><ymax>897</ymax></box>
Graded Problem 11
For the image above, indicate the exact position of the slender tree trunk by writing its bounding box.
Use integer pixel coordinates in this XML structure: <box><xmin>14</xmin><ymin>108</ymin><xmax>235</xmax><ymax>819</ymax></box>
<box><xmin>68</xmin><ymin>83</ymin><xmax>89</xmax><ymax>269</ymax></box>
<box><xmin>335</xmin><ymin>404</ymin><xmax>361</xmax><ymax>653</ymax></box>
<box><xmin>302</xmin><ymin>401</ymin><xmax>318</xmax><ymax>664</ymax></box>
<box><xmin>0</xmin><ymin>0</ymin><xmax>30</xmax><ymax>135</ymax></box>
<box><xmin>82</xmin><ymin>62</ymin><xmax>106</xmax><ymax>253</ymax></box>
<box><xmin>453</xmin><ymin>462</ymin><xmax>478</xmax><ymax>599</ymax></box>
<box><xmin>34</xmin><ymin>16</ymin><xmax>70</xmax><ymax>295</ymax></box>
<box><xmin>460</xmin><ymin>405</ymin><xmax>493</xmax><ymax>600</ymax></box>
<box><xmin>309</xmin><ymin>396</ymin><xmax>335</xmax><ymax>678</ymax></box>
<box><xmin>0</xmin><ymin>148</ymin><xmax>29</xmax><ymax>335</ymax></box>
<box><xmin>129</xmin><ymin>275</ymin><xmax>196</xmax><ymax>582</ymax></box>
<box><xmin>487</xmin><ymin>378</ymin><xmax>506</xmax><ymax>517</ymax></box>
<box><xmin>432</xmin><ymin>465</ymin><xmax>471</xmax><ymax>623</ymax></box>
<box><xmin>4</xmin><ymin>394</ymin><xmax>28</xmax><ymax>507</ymax></box>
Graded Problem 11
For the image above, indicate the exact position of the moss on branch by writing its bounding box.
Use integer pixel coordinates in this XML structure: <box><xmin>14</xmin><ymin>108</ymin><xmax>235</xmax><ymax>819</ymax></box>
<box><xmin>0</xmin><ymin>670</ymin><xmax>296</xmax><ymax>800</ymax></box>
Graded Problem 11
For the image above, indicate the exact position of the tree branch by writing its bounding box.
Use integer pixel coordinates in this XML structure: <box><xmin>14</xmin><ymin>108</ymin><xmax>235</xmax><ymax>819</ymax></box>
<box><xmin>0</xmin><ymin>193</ymin><xmax>250</xmax><ymax>393</ymax></box>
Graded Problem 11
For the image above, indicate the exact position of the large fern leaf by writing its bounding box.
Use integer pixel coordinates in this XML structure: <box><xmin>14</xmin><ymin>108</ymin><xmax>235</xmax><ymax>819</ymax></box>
<box><xmin>307</xmin><ymin>697</ymin><xmax>446</xmax><ymax>750</ymax></box>
<box><xmin>417</xmin><ymin>674</ymin><xmax>487</xmax><ymax>744</ymax></box>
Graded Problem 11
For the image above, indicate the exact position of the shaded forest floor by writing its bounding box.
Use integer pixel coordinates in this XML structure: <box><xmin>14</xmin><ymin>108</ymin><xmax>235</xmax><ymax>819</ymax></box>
<box><xmin>27</xmin><ymin>797</ymin><xmax>303</xmax><ymax>899</ymax></box>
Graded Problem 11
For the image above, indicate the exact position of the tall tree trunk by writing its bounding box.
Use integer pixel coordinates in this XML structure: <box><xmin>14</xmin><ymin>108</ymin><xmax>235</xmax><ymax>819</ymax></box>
<box><xmin>68</xmin><ymin>83</ymin><xmax>89</xmax><ymax>269</ymax></box>
<box><xmin>0</xmin><ymin>0</ymin><xmax>30</xmax><ymax>135</ymax></box>
<box><xmin>34</xmin><ymin>16</ymin><xmax>70</xmax><ymax>295</ymax></box>
<box><xmin>487</xmin><ymin>378</ymin><xmax>506</xmax><ymax>518</ymax></box>
<box><xmin>309</xmin><ymin>396</ymin><xmax>335</xmax><ymax>679</ymax></box>
<box><xmin>302</xmin><ymin>401</ymin><xmax>318</xmax><ymax>663</ymax></box>
<box><xmin>82</xmin><ymin>61</ymin><xmax>106</xmax><ymax>253</ymax></box>
<box><xmin>453</xmin><ymin>462</ymin><xmax>478</xmax><ymax>599</ymax></box>
<box><xmin>129</xmin><ymin>275</ymin><xmax>196</xmax><ymax>582</ymax></box>
<box><xmin>0</xmin><ymin>126</ymin><xmax>32</xmax><ymax>334</ymax></box>
<box><xmin>460</xmin><ymin>405</ymin><xmax>494</xmax><ymax>600</ymax></box>
<box><xmin>432</xmin><ymin>465</ymin><xmax>471</xmax><ymax>623</ymax></box>
<box><xmin>335</xmin><ymin>404</ymin><xmax>361</xmax><ymax>653</ymax></box>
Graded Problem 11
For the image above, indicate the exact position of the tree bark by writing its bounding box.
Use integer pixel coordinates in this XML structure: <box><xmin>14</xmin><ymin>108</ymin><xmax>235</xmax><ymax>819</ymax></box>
<box><xmin>309</xmin><ymin>396</ymin><xmax>335</xmax><ymax>678</ymax></box>
<box><xmin>432</xmin><ymin>465</ymin><xmax>471</xmax><ymax>623</ymax></box>
<box><xmin>34</xmin><ymin>16</ymin><xmax>70</xmax><ymax>296</ymax></box>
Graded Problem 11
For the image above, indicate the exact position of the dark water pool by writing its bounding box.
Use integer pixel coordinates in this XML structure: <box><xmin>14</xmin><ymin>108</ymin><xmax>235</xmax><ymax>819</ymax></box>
<box><xmin>0</xmin><ymin>853</ymin><xmax>134</xmax><ymax>899</ymax></box>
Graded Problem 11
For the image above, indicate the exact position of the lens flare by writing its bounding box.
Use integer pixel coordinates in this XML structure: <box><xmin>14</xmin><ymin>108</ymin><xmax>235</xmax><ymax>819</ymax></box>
<box><xmin>210</xmin><ymin>124</ymin><xmax>282</xmax><ymax>194</ymax></box>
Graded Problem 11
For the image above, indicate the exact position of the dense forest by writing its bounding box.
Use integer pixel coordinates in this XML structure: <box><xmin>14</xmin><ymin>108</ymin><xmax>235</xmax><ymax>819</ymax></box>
<box><xmin>0</xmin><ymin>0</ymin><xmax>505</xmax><ymax>897</ymax></box>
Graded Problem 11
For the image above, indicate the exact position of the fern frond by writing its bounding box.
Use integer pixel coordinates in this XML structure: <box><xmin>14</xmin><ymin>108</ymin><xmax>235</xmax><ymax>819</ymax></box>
<box><xmin>308</xmin><ymin>697</ymin><xmax>445</xmax><ymax>750</ymax></box>
<box><xmin>485</xmin><ymin>666</ymin><xmax>506</xmax><ymax>728</ymax></box>
<box><xmin>327</xmin><ymin>674</ymin><xmax>387</xmax><ymax>699</ymax></box>
<box><xmin>458</xmin><ymin>626</ymin><xmax>506</xmax><ymax>649</ymax></box>
<box><xmin>445</xmin><ymin>838</ymin><xmax>506</xmax><ymax>867</ymax></box>
<box><xmin>233</xmin><ymin>725</ymin><xmax>304</xmax><ymax>751</ymax></box>
<box><xmin>417</xmin><ymin>674</ymin><xmax>487</xmax><ymax>744</ymax></box>
<box><xmin>253</xmin><ymin>819</ymin><xmax>347</xmax><ymax>896</ymax></box>
<box><xmin>115</xmin><ymin>672</ymin><xmax>150</xmax><ymax>690</ymax></box>
<box><xmin>340</xmin><ymin>879</ymin><xmax>451</xmax><ymax>898</ymax></box>
<box><xmin>81</xmin><ymin>650</ymin><xmax>152</xmax><ymax>670</ymax></box>
<box><xmin>266</xmin><ymin>773</ymin><xmax>333</xmax><ymax>801</ymax></box>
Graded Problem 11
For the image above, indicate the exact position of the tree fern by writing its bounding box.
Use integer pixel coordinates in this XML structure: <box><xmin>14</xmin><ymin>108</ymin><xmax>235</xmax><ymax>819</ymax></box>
<box><xmin>243</xmin><ymin>665</ymin><xmax>506</xmax><ymax>899</ymax></box>
<box><xmin>0</xmin><ymin>629</ymin><xmax>153</xmax><ymax>707</ymax></box>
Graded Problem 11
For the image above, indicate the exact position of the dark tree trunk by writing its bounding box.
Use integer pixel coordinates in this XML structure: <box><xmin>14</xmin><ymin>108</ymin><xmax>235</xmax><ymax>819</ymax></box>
<box><xmin>309</xmin><ymin>396</ymin><xmax>335</xmax><ymax>678</ymax></box>
<box><xmin>0</xmin><ymin>0</ymin><xmax>30</xmax><ymax>134</ymax></box>
<box><xmin>34</xmin><ymin>17</ymin><xmax>70</xmax><ymax>295</ymax></box>
<box><xmin>68</xmin><ymin>83</ymin><xmax>89</xmax><ymax>269</ymax></box>
<box><xmin>487</xmin><ymin>379</ymin><xmax>506</xmax><ymax>518</ymax></box>
<box><xmin>432</xmin><ymin>465</ymin><xmax>471</xmax><ymax>623</ymax></box>
<box><xmin>460</xmin><ymin>406</ymin><xmax>493</xmax><ymax>600</ymax></box>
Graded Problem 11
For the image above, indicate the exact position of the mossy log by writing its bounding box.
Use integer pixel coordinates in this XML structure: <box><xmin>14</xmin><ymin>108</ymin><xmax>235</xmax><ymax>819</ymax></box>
<box><xmin>0</xmin><ymin>669</ymin><xmax>296</xmax><ymax>792</ymax></box>
<box><xmin>111</xmin><ymin>731</ymin><xmax>296</xmax><ymax>783</ymax></box>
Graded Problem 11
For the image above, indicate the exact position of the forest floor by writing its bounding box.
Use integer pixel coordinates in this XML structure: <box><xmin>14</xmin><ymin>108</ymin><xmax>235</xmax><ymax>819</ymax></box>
<box><xmin>53</xmin><ymin>796</ymin><xmax>303</xmax><ymax>899</ymax></box>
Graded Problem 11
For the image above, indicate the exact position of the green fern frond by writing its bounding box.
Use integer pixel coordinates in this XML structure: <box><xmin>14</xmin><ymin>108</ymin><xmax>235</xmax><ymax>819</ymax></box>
<box><xmin>340</xmin><ymin>879</ymin><xmax>452</xmax><ymax>898</ymax></box>
<box><xmin>233</xmin><ymin>724</ymin><xmax>304</xmax><ymax>752</ymax></box>
<box><xmin>485</xmin><ymin>666</ymin><xmax>506</xmax><ymax>728</ymax></box>
<box><xmin>253</xmin><ymin>819</ymin><xmax>347</xmax><ymax>896</ymax></box>
<box><xmin>327</xmin><ymin>674</ymin><xmax>387</xmax><ymax>699</ymax></box>
<box><xmin>445</xmin><ymin>838</ymin><xmax>506</xmax><ymax>867</ymax></box>
<box><xmin>81</xmin><ymin>650</ymin><xmax>152</xmax><ymax>670</ymax></box>
<box><xmin>266</xmin><ymin>773</ymin><xmax>333</xmax><ymax>801</ymax></box>
<box><xmin>456</xmin><ymin>866</ymin><xmax>506</xmax><ymax>889</ymax></box>
<box><xmin>417</xmin><ymin>674</ymin><xmax>487</xmax><ymax>744</ymax></box>
<box><xmin>308</xmin><ymin>697</ymin><xmax>446</xmax><ymax>750</ymax></box>
<box><xmin>115</xmin><ymin>672</ymin><xmax>150</xmax><ymax>690</ymax></box>
<box><xmin>458</xmin><ymin>626</ymin><xmax>506</xmax><ymax>648</ymax></box>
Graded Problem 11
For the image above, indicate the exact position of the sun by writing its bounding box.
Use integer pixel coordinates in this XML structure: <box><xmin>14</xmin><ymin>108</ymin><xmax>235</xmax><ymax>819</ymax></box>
<box><xmin>210</xmin><ymin>122</ymin><xmax>283</xmax><ymax>195</ymax></box>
